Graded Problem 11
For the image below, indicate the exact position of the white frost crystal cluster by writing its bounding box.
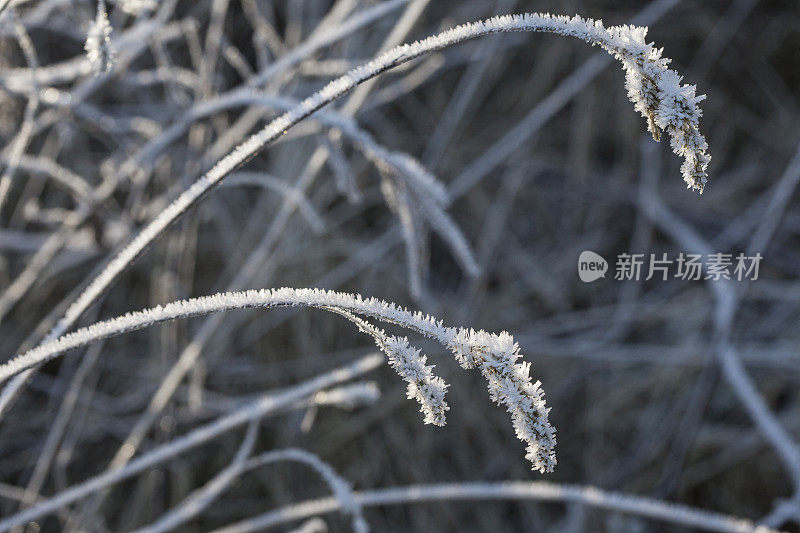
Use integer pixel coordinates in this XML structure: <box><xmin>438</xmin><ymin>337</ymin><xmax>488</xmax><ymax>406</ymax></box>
<box><xmin>595</xmin><ymin>21</ymin><xmax>711</xmax><ymax>192</ymax></box>
<box><xmin>383</xmin><ymin>335</ymin><xmax>449</xmax><ymax>427</ymax></box>
<box><xmin>450</xmin><ymin>328</ymin><xmax>556</xmax><ymax>473</ymax></box>
<box><xmin>517</xmin><ymin>14</ymin><xmax>711</xmax><ymax>191</ymax></box>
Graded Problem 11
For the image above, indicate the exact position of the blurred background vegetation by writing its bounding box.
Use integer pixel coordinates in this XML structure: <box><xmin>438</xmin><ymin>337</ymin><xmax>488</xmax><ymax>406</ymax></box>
<box><xmin>0</xmin><ymin>0</ymin><xmax>799</xmax><ymax>530</ymax></box>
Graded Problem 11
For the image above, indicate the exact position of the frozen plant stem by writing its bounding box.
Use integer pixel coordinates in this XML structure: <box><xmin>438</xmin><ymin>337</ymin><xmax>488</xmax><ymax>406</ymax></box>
<box><xmin>0</xmin><ymin>288</ymin><xmax>557</xmax><ymax>473</ymax></box>
<box><xmin>331</xmin><ymin>308</ymin><xmax>449</xmax><ymax>426</ymax></box>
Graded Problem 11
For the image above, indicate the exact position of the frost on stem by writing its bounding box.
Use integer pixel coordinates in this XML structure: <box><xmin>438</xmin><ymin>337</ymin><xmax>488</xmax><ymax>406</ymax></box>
<box><xmin>85</xmin><ymin>0</ymin><xmax>115</xmax><ymax>74</ymax></box>
<box><xmin>428</xmin><ymin>14</ymin><xmax>711</xmax><ymax>191</ymax></box>
<box><xmin>334</xmin><ymin>309</ymin><xmax>449</xmax><ymax>427</ymax></box>
<box><xmin>606</xmin><ymin>23</ymin><xmax>711</xmax><ymax>192</ymax></box>
<box><xmin>0</xmin><ymin>287</ymin><xmax>556</xmax><ymax>473</ymax></box>
<box><xmin>450</xmin><ymin>328</ymin><xmax>556</xmax><ymax>473</ymax></box>
<box><xmin>384</xmin><ymin>335</ymin><xmax>450</xmax><ymax>427</ymax></box>
<box><xmin>546</xmin><ymin>15</ymin><xmax>710</xmax><ymax>191</ymax></box>
<box><xmin>319</xmin><ymin>13</ymin><xmax>711</xmax><ymax>191</ymax></box>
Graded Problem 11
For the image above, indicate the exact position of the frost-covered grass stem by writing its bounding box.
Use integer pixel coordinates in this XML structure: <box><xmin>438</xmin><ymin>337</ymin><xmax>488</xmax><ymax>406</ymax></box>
<box><xmin>0</xmin><ymin>287</ymin><xmax>556</xmax><ymax>473</ymax></box>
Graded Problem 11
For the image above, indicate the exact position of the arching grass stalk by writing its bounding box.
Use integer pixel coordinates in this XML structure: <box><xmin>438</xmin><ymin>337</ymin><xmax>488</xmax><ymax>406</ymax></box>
<box><xmin>0</xmin><ymin>287</ymin><xmax>557</xmax><ymax>473</ymax></box>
